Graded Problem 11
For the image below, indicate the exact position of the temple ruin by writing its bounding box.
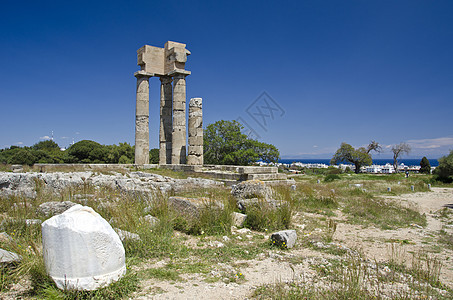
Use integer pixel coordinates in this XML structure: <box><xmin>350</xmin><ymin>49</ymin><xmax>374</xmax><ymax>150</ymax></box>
<box><xmin>134</xmin><ymin>41</ymin><xmax>203</xmax><ymax>165</ymax></box>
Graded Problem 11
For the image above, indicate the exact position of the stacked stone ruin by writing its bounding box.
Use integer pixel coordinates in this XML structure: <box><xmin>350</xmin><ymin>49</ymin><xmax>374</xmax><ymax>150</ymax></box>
<box><xmin>134</xmin><ymin>41</ymin><xmax>203</xmax><ymax>165</ymax></box>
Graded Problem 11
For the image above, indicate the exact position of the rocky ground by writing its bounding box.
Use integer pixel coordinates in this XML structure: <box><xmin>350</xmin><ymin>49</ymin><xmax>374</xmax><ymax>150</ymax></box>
<box><xmin>128</xmin><ymin>187</ymin><xmax>453</xmax><ymax>299</ymax></box>
<box><xmin>1</xmin><ymin>171</ymin><xmax>452</xmax><ymax>299</ymax></box>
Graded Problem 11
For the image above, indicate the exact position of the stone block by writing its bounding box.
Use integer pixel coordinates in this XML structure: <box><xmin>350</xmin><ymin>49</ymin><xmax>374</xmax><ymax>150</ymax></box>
<box><xmin>137</xmin><ymin>45</ymin><xmax>165</xmax><ymax>75</ymax></box>
<box><xmin>270</xmin><ymin>230</ymin><xmax>297</xmax><ymax>249</ymax></box>
<box><xmin>173</xmin><ymin>113</ymin><xmax>186</xmax><ymax>126</ymax></box>
<box><xmin>189</xmin><ymin>98</ymin><xmax>202</xmax><ymax>108</ymax></box>
<box><xmin>188</xmin><ymin>145</ymin><xmax>203</xmax><ymax>155</ymax></box>
<box><xmin>187</xmin><ymin>155</ymin><xmax>203</xmax><ymax>166</ymax></box>
<box><xmin>231</xmin><ymin>180</ymin><xmax>274</xmax><ymax>200</ymax></box>
<box><xmin>188</xmin><ymin>135</ymin><xmax>203</xmax><ymax>145</ymax></box>
<box><xmin>188</xmin><ymin>117</ymin><xmax>202</xmax><ymax>130</ymax></box>
<box><xmin>37</xmin><ymin>201</ymin><xmax>77</xmax><ymax>218</ymax></box>
<box><xmin>42</xmin><ymin>205</ymin><xmax>126</xmax><ymax>291</ymax></box>
<box><xmin>232</xmin><ymin>212</ymin><xmax>247</xmax><ymax>227</ymax></box>
<box><xmin>173</xmin><ymin>99</ymin><xmax>186</xmax><ymax>111</ymax></box>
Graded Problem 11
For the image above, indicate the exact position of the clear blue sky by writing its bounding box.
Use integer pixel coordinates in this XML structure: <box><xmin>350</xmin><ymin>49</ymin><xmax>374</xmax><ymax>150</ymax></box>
<box><xmin>1</xmin><ymin>0</ymin><xmax>452</xmax><ymax>159</ymax></box>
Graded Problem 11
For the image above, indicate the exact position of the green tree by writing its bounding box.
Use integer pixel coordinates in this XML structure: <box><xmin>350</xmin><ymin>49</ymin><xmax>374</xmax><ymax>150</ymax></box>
<box><xmin>105</xmin><ymin>142</ymin><xmax>134</xmax><ymax>163</ymax></box>
<box><xmin>149</xmin><ymin>148</ymin><xmax>159</xmax><ymax>164</ymax></box>
<box><xmin>32</xmin><ymin>140</ymin><xmax>64</xmax><ymax>163</ymax></box>
<box><xmin>64</xmin><ymin>140</ymin><xmax>108</xmax><ymax>163</ymax></box>
<box><xmin>32</xmin><ymin>140</ymin><xmax>60</xmax><ymax>151</ymax></box>
<box><xmin>8</xmin><ymin>148</ymin><xmax>36</xmax><ymax>165</ymax></box>
<box><xmin>330</xmin><ymin>142</ymin><xmax>372</xmax><ymax>174</ymax></box>
<box><xmin>204</xmin><ymin>120</ymin><xmax>279</xmax><ymax>165</ymax></box>
<box><xmin>434</xmin><ymin>151</ymin><xmax>453</xmax><ymax>183</ymax></box>
<box><xmin>392</xmin><ymin>142</ymin><xmax>411</xmax><ymax>172</ymax></box>
<box><xmin>419</xmin><ymin>156</ymin><xmax>431</xmax><ymax>174</ymax></box>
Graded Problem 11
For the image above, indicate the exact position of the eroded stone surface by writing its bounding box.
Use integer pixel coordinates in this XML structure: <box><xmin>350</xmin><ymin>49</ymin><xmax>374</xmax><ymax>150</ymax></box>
<box><xmin>37</xmin><ymin>201</ymin><xmax>77</xmax><ymax>218</ymax></box>
<box><xmin>0</xmin><ymin>171</ymin><xmax>223</xmax><ymax>198</ymax></box>
<box><xmin>231</xmin><ymin>181</ymin><xmax>274</xmax><ymax>200</ymax></box>
<box><xmin>42</xmin><ymin>205</ymin><xmax>126</xmax><ymax>290</ymax></box>
<box><xmin>232</xmin><ymin>212</ymin><xmax>247</xmax><ymax>227</ymax></box>
<box><xmin>187</xmin><ymin>98</ymin><xmax>203</xmax><ymax>165</ymax></box>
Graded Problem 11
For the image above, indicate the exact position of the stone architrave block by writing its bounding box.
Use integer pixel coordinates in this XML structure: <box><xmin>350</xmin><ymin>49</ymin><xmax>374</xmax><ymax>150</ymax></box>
<box><xmin>42</xmin><ymin>205</ymin><xmax>126</xmax><ymax>291</ymax></box>
<box><xmin>270</xmin><ymin>230</ymin><xmax>297</xmax><ymax>249</ymax></box>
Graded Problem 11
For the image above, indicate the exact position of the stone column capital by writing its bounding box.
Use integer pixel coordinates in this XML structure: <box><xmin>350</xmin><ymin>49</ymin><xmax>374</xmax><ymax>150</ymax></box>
<box><xmin>159</xmin><ymin>76</ymin><xmax>173</xmax><ymax>84</ymax></box>
<box><xmin>134</xmin><ymin>70</ymin><xmax>154</xmax><ymax>78</ymax></box>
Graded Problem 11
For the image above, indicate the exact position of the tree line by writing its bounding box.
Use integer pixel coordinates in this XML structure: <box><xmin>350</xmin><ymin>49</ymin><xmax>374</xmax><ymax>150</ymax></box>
<box><xmin>0</xmin><ymin>120</ymin><xmax>280</xmax><ymax>166</ymax></box>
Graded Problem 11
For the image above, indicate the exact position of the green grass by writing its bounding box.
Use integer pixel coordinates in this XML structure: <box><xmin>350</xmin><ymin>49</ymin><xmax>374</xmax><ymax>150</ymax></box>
<box><xmin>143</xmin><ymin>268</ymin><xmax>183</xmax><ymax>282</ymax></box>
<box><xmin>343</xmin><ymin>196</ymin><xmax>427</xmax><ymax>229</ymax></box>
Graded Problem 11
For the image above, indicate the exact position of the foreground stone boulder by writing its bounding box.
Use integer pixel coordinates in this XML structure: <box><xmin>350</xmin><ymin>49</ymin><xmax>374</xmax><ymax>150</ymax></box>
<box><xmin>270</xmin><ymin>230</ymin><xmax>297</xmax><ymax>249</ymax></box>
<box><xmin>231</xmin><ymin>180</ymin><xmax>273</xmax><ymax>200</ymax></box>
<box><xmin>42</xmin><ymin>205</ymin><xmax>126</xmax><ymax>291</ymax></box>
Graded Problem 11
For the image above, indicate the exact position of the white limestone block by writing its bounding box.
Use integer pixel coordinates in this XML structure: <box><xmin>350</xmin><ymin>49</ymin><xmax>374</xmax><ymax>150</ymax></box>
<box><xmin>42</xmin><ymin>204</ymin><xmax>126</xmax><ymax>291</ymax></box>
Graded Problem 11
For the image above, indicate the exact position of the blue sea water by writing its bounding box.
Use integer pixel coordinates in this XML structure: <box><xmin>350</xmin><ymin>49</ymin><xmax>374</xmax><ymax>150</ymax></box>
<box><xmin>279</xmin><ymin>158</ymin><xmax>439</xmax><ymax>167</ymax></box>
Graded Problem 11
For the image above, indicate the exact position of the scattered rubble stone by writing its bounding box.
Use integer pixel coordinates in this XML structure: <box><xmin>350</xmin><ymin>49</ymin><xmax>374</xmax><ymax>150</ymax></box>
<box><xmin>37</xmin><ymin>201</ymin><xmax>77</xmax><ymax>217</ymax></box>
<box><xmin>142</xmin><ymin>215</ymin><xmax>159</xmax><ymax>227</ymax></box>
<box><xmin>232</xmin><ymin>212</ymin><xmax>247</xmax><ymax>227</ymax></box>
<box><xmin>0</xmin><ymin>248</ymin><xmax>21</xmax><ymax>264</ymax></box>
<box><xmin>270</xmin><ymin>230</ymin><xmax>297</xmax><ymax>249</ymax></box>
<box><xmin>0</xmin><ymin>232</ymin><xmax>13</xmax><ymax>243</ymax></box>
<box><xmin>231</xmin><ymin>180</ymin><xmax>273</xmax><ymax>200</ymax></box>
<box><xmin>114</xmin><ymin>228</ymin><xmax>141</xmax><ymax>241</ymax></box>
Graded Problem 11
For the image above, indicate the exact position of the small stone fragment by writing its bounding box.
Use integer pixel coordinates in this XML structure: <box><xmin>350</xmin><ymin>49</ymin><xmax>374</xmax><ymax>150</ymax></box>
<box><xmin>142</xmin><ymin>215</ymin><xmax>159</xmax><ymax>227</ymax></box>
<box><xmin>25</xmin><ymin>219</ymin><xmax>42</xmax><ymax>225</ymax></box>
<box><xmin>270</xmin><ymin>230</ymin><xmax>297</xmax><ymax>249</ymax></box>
<box><xmin>232</xmin><ymin>212</ymin><xmax>247</xmax><ymax>227</ymax></box>
<box><xmin>0</xmin><ymin>248</ymin><xmax>21</xmax><ymax>264</ymax></box>
<box><xmin>114</xmin><ymin>228</ymin><xmax>141</xmax><ymax>241</ymax></box>
<box><xmin>0</xmin><ymin>232</ymin><xmax>13</xmax><ymax>243</ymax></box>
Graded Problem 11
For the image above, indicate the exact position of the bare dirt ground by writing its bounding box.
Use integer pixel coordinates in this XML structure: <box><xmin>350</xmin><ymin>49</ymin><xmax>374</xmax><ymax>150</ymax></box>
<box><xmin>130</xmin><ymin>187</ymin><xmax>453</xmax><ymax>299</ymax></box>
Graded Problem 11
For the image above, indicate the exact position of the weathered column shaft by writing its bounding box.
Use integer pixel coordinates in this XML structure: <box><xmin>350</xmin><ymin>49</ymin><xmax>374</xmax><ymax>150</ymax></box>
<box><xmin>187</xmin><ymin>98</ymin><xmax>203</xmax><ymax>165</ymax></box>
<box><xmin>159</xmin><ymin>76</ymin><xmax>173</xmax><ymax>164</ymax></box>
<box><xmin>134</xmin><ymin>72</ymin><xmax>152</xmax><ymax>165</ymax></box>
<box><xmin>171</xmin><ymin>73</ymin><xmax>187</xmax><ymax>164</ymax></box>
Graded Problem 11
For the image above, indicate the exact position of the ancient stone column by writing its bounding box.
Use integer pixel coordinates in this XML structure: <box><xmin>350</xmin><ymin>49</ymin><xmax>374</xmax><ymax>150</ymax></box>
<box><xmin>171</xmin><ymin>73</ymin><xmax>188</xmax><ymax>164</ymax></box>
<box><xmin>187</xmin><ymin>98</ymin><xmax>203</xmax><ymax>165</ymax></box>
<box><xmin>159</xmin><ymin>76</ymin><xmax>172</xmax><ymax>164</ymax></box>
<box><xmin>134</xmin><ymin>71</ymin><xmax>152</xmax><ymax>165</ymax></box>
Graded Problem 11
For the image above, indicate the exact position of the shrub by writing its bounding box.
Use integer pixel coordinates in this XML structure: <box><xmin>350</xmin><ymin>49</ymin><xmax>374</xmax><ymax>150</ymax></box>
<box><xmin>244</xmin><ymin>201</ymin><xmax>292</xmax><ymax>231</ymax></box>
<box><xmin>434</xmin><ymin>151</ymin><xmax>453</xmax><ymax>183</ymax></box>
<box><xmin>420</xmin><ymin>157</ymin><xmax>431</xmax><ymax>174</ymax></box>
<box><xmin>324</xmin><ymin>174</ymin><xmax>340</xmax><ymax>182</ymax></box>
